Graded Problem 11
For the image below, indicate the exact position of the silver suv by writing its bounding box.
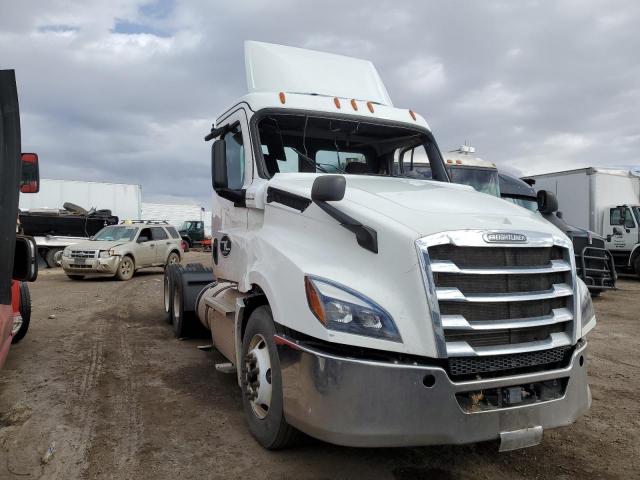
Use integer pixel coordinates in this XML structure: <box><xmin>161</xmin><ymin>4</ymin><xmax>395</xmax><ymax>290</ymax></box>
<box><xmin>61</xmin><ymin>221</ymin><xmax>183</xmax><ymax>281</ymax></box>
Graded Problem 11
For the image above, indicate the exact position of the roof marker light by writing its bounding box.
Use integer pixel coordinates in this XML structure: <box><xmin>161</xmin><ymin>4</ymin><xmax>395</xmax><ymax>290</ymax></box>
<box><xmin>279</xmin><ymin>92</ymin><xmax>286</xmax><ymax>104</ymax></box>
<box><xmin>456</xmin><ymin>160</ymin><xmax>462</xmax><ymax>164</ymax></box>
<box><xmin>446</xmin><ymin>159</ymin><xmax>453</xmax><ymax>164</ymax></box>
<box><xmin>350</xmin><ymin>99</ymin><xmax>358</xmax><ymax>111</ymax></box>
<box><xmin>367</xmin><ymin>101</ymin><xmax>375</xmax><ymax>113</ymax></box>
<box><xmin>334</xmin><ymin>97</ymin><xmax>341</xmax><ymax>109</ymax></box>
<box><xmin>409</xmin><ymin>110</ymin><xmax>417</xmax><ymax>121</ymax></box>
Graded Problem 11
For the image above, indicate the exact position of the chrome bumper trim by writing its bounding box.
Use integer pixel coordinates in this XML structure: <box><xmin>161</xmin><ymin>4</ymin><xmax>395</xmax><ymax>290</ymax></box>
<box><xmin>277</xmin><ymin>335</ymin><xmax>590</xmax><ymax>448</ymax></box>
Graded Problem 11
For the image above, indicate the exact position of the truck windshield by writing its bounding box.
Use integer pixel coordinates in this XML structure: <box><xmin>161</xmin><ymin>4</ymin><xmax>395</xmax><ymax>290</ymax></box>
<box><xmin>257</xmin><ymin>113</ymin><xmax>449</xmax><ymax>181</ymax></box>
<box><xmin>503</xmin><ymin>196</ymin><xmax>538</xmax><ymax>212</ymax></box>
<box><xmin>448</xmin><ymin>166</ymin><xmax>500</xmax><ymax>196</ymax></box>
<box><xmin>92</xmin><ymin>226</ymin><xmax>138</xmax><ymax>241</ymax></box>
<box><xmin>179</xmin><ymin>222</ymin><xmax>192</xmax><ymax>231</ymax></box>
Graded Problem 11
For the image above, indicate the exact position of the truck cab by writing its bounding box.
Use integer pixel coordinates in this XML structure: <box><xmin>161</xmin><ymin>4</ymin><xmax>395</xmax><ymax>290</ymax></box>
<box><xmin>166</xmin><ymin>42</ymin><xmax>595</xmax><ymax>451</ymax></box>
<box><xmin>178</xmin><ymin>220</ymin><xmax>205</xmax><ymax>251</ymax></box>
<box><xmin>603</xmin><ymin>204</ymin><xmax>640</xmax><ymax>271</ymax></box>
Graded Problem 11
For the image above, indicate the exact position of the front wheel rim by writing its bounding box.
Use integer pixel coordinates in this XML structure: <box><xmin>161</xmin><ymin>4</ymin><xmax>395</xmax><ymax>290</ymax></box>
<box><xmin>244</xmin><ymin>334</ymin><xmax>273</xmax><ymax>419</ymax></box>
<box><xmin>12</xmin><ymin>315</ymin><xmax>23</xmax><ymax>335</ymax></box>
<box><xmin>120</xmin><ymin>259</ymin><xmax>132</xmax><ymax>277</ymax></box>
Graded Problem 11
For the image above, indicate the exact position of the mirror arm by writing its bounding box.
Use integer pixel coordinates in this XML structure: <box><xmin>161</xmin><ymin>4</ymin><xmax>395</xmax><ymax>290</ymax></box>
<box><xmin>313</xmin><ymin>200</ymin><xmax>378</xmax><ymax>254</ymax></box>
<box><xmin>204</xmin><ymin>124</ymin><xmax>231</xmax><ymax>142</ymax></box>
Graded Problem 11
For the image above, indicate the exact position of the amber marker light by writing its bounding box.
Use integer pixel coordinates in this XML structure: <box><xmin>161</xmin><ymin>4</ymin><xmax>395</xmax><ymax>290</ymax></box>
<box><xmin>305</xmin><ymin>276</ymin><xmax>326</xmax><ymax>325</ymax></box>
<box><xmin>409</xmin><ymin>110</ymin><xmax>417</xmax><ymax>120</ymax></box>
<box><xmin>350</xmin><ymin>99</ymin><xmax>358</xmax><ymax>111</ymax></box>
<box><xmin>334</xmin><ymin>97</ymin><xmax>341</xmax><ymax>109</ymax></box>
<box><xmin>279</xmin><ymin>92</ymin><xmax>286</xmax><ymax>104</ymax></box>
<box><xmin>367</xmin><ymin>101</ymin><xmax>375</xmax><ymax>113</ymax></box>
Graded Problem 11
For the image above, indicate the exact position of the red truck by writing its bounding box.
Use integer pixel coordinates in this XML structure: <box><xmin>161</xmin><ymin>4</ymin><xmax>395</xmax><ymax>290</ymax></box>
<box><xmin>1</xmin><ymin>70</ymin><xmax>39</xmax><ymax>367</ymax></box>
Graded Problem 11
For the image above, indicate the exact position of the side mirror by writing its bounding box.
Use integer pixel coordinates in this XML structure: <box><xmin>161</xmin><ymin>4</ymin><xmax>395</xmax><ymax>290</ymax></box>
<box><xmin>13</xmin><ymin>235</ymin><xmax>38</xmax><ymax>282</ymax></box>
<box><xmin>537</xmin><ymin>190</ymin><xmax>558</xmax><ymax>214</ymax></box>
<box><xmin>311</xmin><ymin>175</ymin><xmax>346</xmax><ymax>202</ymax></box>
<box><xmin>212</xmin><ymin>139</ymin><xmax>228</xmax><ymax>189</ymax></box>
<box><xmin>20</xmin><ymin>153</ymin><xmax>40</xmax><ymax>193</ymax></box>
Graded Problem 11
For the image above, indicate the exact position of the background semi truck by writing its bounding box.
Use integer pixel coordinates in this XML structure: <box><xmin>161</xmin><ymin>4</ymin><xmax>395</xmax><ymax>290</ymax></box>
<box><xmin>165</xmin><ymin>41</ymin><xmax>595</xmax><ymax>451</ymax></box>
<box><xmin>0</xmin><ymin>70</ymin><xmax>40</xmax><ymax>367</ymax></box>
<box><xmin>530</xmin><ymin>168</ymin><xmax>640</xmax><ymax>275</ymax></box>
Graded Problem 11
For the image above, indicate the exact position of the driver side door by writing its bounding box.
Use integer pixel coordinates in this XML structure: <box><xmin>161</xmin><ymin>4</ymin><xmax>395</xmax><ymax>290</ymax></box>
<box><xmin>604</xmin><ymin>207</ymin><xmax>637</xmax><ymax>253</ymax></box>
<box><xmin>134</xmin><ymin>227</ymin><xmax>156</xmax><ymax>267</ymax></box>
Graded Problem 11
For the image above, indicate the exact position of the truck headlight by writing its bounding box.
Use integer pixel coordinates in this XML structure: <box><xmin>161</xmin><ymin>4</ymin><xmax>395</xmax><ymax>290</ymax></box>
<box><xmin>99</xmin><ymin>250</ymin><xmax>111</xmax><ymax>258</ymax></box>
<box><xmin>304</xmin><ymin>276</ymin><xmax>401</xmax><ymax>342</ymax></box>
<box><xmin>578</xmin><ymin>278</ymin><xmax>596</xmax><ymax>336</ymax></box>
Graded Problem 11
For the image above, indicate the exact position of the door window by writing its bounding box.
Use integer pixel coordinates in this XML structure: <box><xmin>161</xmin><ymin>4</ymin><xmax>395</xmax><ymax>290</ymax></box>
<box><xmin>224</xmin><ymin>125</ymin><xmax>245</xmax><ymax>190</ymax></box>
<box><xmin>166</xmin><ymin>227</ymin><xmax>180</xmax><ymax>239</ymax></box>
<box><xmin>138</xmin><ymin>228</ymin><xmax>152</xmax><ymax>242</ymax></box>
<box><xmin>399</xmin><ymin>146</ymin><xmax>432</xmax><ymax>179</ymax></box>
<box><xmin>151</xmin><ymin>227</ymin><xmax>168</xmax><ymax>240</ymax></box>
<box><xmin>610</xmin><ymin>208</ymin><xmax>635</xmax><ymax>228</ymax></box>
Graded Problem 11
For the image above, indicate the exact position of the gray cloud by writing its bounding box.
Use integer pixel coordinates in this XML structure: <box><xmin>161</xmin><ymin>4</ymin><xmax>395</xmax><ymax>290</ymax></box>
<box><xmin>1</xmin><ymin>0</ymin><xmax>639</xmax><ymax>205</ymax></box>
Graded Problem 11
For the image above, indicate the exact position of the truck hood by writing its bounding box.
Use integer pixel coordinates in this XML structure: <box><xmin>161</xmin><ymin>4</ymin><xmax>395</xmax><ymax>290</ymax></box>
<box><xmin>268</xmin><ymin>173</ymin><xmax>561</xmax><ymax>237</ymax></box>
<box><xmin>65</xmin><ymin>240</ymin><xmax>129</xmax><ymax>251</ymax></box>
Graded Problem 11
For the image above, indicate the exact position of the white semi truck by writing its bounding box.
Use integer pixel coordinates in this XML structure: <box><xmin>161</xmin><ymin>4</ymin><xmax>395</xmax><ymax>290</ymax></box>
<box><xmin>165</xmin><ymin>41</ymin><xmax>595</xmax><ymax>451</ymax></box>
<box><xmin>530</xmin><ymin>167</ymin><xmax>640</xmax><ymax>275</ymax></box>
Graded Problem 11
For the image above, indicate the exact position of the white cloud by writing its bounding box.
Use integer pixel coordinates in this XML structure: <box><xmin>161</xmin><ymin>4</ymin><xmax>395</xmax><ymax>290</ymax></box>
<box><xmin>396</xmin><ymin>57</ymin><xmax>446</xmax><ymax>93</ymax></box>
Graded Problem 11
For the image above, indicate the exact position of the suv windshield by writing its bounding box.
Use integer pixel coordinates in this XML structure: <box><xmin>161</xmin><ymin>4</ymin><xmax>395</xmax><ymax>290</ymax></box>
<box><xmin>92</xmin><ymin>226</ymin><xmax>138</xmax><ymax>241</ymax></box>
<box><xmin>257</xmin><ymin>113</ymin><xmax>449</xmax><ymax>181</ymax></box>
<box><xmin>448</xmin><ymin>166</ymin><xmax>500</xmax><ymax>196</ymax></box>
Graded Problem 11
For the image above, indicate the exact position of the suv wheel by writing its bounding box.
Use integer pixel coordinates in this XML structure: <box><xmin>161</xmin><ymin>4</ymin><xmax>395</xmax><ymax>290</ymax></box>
<box><xmin>166</xmin><ymin>252</ymin><xmax>180</xmax><ymax>268</ymax></box>
<box><xmin>116</xmin><ymin>256</ymin><xmax>135</xmax><ymax>281</ymax></box>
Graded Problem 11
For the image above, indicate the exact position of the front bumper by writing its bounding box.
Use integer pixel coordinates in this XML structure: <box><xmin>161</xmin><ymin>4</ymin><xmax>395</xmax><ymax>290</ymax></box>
<box><xmin>61</xmin><ymin>256</ymin><xmax>120</xmax><ymax>275</ymax></box>
<box><xmin>276</xmin><ymin>336</ymin><xmax>590</xmax><ymax>448</ymax></box>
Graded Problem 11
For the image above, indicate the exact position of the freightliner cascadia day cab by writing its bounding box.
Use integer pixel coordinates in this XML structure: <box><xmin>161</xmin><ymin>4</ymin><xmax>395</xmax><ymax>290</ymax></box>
<box><xmin>530</xmin><ymin>167</ymin><xmax>640</xmax><ymax>277</ymax></box>
<box><xmin>165</xmin><ymin>42</ymin><xmax>595</xmax><ymax>451</ymax></box>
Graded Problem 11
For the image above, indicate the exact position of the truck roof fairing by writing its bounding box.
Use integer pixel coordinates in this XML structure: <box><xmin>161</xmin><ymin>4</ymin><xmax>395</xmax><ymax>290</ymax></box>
<box><xmin>245</xmin><ymin>41</ymin><xmax>393</xmax><ymax>106</ymax></box>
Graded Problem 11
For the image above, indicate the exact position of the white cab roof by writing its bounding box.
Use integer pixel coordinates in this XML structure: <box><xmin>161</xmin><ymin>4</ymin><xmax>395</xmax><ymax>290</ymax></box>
<box><xmin>244</xmin><ymin>41</ymin><xmax>393</xmax><ymax>106</ymax></box>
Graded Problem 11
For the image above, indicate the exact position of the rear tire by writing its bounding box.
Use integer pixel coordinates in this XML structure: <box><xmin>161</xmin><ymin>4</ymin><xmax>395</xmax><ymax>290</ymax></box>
<box><xmin>634</xmin><ymin>256</ymin><xmax>640</xmax><ymax>279</ymax></box>
<box><xmin>66</xmin><ymin>274</ymin><xmax>84</xmax><ymax>280</ymax></box>
<box><xmin>241</xmin><ymin>306</ymin><xmax>300</xmax><ymax>449</ymax></box>
<box><xmin>116</xmin><ymin>256</ymin><xmax>135</xmax><ymax>281</ymax></box>
<box><xmin>11</xmin><ymin>283</ymin><xmax>31</xmax><ymax>344</ymax></box>
<box><xmin>182</xmin><ymin>239</ymin><xmax>190</xmax><ymax>253</ymax></box>
<box><xmin>45</xmin><ymin>248</ymin><xmax>62</xmax><ymax>268</ymax></box>
<box><xmin>164</xmin><ymin>265</ymin><xmax>178</xmax><ymax>324</ymax></box>
<box><xmin>172</xmin><ymin>278</ymin><xmax>187</xmax><ymax>337</ymax></box>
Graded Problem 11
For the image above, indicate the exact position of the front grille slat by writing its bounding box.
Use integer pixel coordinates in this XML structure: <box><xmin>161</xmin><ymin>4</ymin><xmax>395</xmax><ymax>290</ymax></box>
<box><xmin>418</xmin><ymin>235</ymin><xmax>576</xmax><ymax>377</ymax></box>
<box><xmin>70</xmin><ymin>249</ymin><xmax>98</xmax><ymax>259</ymax></box>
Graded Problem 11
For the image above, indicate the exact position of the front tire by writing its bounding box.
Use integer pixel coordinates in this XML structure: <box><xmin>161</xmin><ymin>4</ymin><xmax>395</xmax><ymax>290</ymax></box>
<box><xmin>12</xmin><ymin>283</ymin><xmax>31</xmax><ymax>344</ymax></box>
<box><xmin>164</xmin><ymin>264</ymin><xmax>179</xmax><ymax>324</ymax></box>
<box><xmin>116</xmin><ymin>256</ymin><xmax>135</xmax><ymax>281</ymax></box>
<box><xmin>241</xmin><ymin>306</ymin><xmax>299</xmax><ymax>449</ymax></box>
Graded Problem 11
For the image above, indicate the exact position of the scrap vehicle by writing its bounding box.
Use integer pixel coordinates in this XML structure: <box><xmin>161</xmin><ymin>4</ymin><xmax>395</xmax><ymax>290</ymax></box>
<box><xmin>165</xmin><ymin>41</ymin><xmax>595</xmax><ymax>451</ymax></box>
<box><xmin>19</xmin><ymin>202</ymin><xmax>118</xmax><ymax>267</ymax></box>
<box><xmin>0</xmin><ymin>70</ymin><xmax>39</xmax><ymax>367</ymax></box>
<box><xmin>178</xmin><ymin>220</ymin><xmax>206</xmax><ymax>251</ymax></box>
<box><xmin>530</xmin><ymin>167</ymin><xmax>640</xmax><ymax>276</ymax></box>
<box><xmin>500</xmin><ymin>172</ymin><xmax>616</xmax><ymax>295</ymax></box>
<box><xmin>60</xmin><ymin>220</ymin><xmax>182</xmax><ymax>281</ymax></box>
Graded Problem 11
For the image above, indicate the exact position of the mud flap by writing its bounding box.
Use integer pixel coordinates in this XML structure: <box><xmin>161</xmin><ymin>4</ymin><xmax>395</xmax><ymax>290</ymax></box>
<box><xmin>499</xmin><ymin>426</ymin><xmax>543</xmax><ymax>452</ymax></box>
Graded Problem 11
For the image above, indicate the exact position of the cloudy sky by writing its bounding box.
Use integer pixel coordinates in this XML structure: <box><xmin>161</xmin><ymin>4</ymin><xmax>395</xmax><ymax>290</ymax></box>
<box><xmin>2</xmin><ymin>0</ymin><xmax>639</xmax><ymax>206</ymax></box>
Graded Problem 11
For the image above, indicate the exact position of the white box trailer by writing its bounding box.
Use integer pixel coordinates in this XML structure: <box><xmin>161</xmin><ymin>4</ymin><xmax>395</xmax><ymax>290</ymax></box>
<box><xmin>18</xmin><ymin>179</ymin><xmax>142</xmax><ymax>266</ymax></box>
<box><xmin>529</xmin><ymin>167</ymin><xmax>640</xmax><ymax>273</ymax></box>
<box><xmin>19</xmin><ymin>179</ymin><xmax>142</xmax><ymax>220</ymax></box>
<box><xmin>141</xmin><ymin>202</ymin><xmax>212</xmax><ymax>235</ymax></box>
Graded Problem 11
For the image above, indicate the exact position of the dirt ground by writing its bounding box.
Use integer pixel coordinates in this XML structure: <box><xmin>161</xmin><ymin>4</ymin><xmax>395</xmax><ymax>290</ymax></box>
<box><xmin>0</xmin><ymin>251</ymin><xmax>638</xmax><ymax>480</ymax></box>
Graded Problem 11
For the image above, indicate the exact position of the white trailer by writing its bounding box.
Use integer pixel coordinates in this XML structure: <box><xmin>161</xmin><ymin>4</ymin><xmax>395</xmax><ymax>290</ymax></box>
<box><xmin>19</xmin><ymin>179</ymin><xmax>142</xmax><ymax>266</ymax></box>
<box><xmin>529</xmin><ymin>167</ymin><xmax>640</xmax><ymax>273</ymax></box>
<box><xmin>141</xmin><ymin>202</ymin><xmax>212</xmax><ymax>235</ymax></box>
<box><xmin>19</xmin><ymin>179</ymin><xmax>142</xmax><ymax>220</ymax></box>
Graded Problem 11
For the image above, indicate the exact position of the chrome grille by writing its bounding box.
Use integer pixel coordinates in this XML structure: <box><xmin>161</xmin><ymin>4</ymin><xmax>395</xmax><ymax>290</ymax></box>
<box><xmin>416</xmin><ymin>230</ymin><xmax>576</xmax><ymax>360</ymax></box>
<box><xmin>70</xmin><ymin>250</ymin><xmax>98</xmax><ymax>259</ymax></box>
